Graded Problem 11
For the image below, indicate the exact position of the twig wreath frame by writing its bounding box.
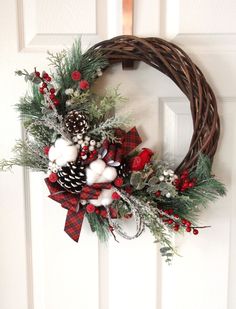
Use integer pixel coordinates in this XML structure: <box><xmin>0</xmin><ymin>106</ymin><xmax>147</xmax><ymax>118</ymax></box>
<box><xmin>89</xmin><ymin>35</ymin><xmax>220</xmax><ymax>173</ymax></box>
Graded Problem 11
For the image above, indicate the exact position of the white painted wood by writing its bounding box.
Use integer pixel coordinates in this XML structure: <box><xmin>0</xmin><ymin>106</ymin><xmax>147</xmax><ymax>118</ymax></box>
<box><xmin>1</xmin><ymin>1</ymin><xmax>236</xmax><ymax>309</ymax></box>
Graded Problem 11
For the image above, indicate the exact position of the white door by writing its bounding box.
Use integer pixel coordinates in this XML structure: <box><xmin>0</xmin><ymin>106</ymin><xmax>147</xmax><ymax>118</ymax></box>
<box><xmin>0</xmin><ymin>1</ymin><xmax>235</xmax><ymax>309</ymax></box>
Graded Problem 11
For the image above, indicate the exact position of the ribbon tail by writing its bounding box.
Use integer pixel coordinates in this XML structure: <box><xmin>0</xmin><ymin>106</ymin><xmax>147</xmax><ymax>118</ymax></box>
<box><xmin>64</xmin><ymin>208</ymin><xmax>86</xmax><ymax>242</ymax></box>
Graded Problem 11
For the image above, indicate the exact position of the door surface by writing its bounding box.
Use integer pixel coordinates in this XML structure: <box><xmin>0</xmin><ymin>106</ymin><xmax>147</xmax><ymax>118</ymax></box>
<box><xmin>0</xmin><ymin>1</ymin><xmax>236</xmax><ymax>309</ymax></box>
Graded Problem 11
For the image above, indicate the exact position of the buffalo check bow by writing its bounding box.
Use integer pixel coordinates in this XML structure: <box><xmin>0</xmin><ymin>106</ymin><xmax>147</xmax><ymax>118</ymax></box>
<box><xmin>44</xmin><ymin>126</ymin><xmax>142</xmax><ymax>242</ymax></box>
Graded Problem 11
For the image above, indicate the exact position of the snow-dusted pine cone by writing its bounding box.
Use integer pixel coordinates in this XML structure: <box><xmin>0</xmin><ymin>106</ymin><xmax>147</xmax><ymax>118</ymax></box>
<box><xmin>57</xmin><ymin>162</ymin><xmax>86</xmax><ymax>193</ymax></box>
<box><xmin>64</xmin><ymin>110</ymin><xmax>89</xmax><ymax>135</ymax></box>
<box><xmin>116</xmin><ymin>162</ymin><xmax>129</xmax><ymax>178</ymax></box>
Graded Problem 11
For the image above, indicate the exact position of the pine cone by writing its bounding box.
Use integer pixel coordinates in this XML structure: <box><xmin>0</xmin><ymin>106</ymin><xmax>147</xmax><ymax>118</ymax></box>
<box><xmin>64</xmin><ymin>110</ymin><xmax>89</xmax><ymax>135</ymax></box>
<box><xmin>116</xmin><ymin>162</ymin><xmax>129</xmax><ymax>178</ymax></box>
<box><xmin>57</xmin><ymin>162</ymin><xmax>86</xmax><ymax>194</ymax></box>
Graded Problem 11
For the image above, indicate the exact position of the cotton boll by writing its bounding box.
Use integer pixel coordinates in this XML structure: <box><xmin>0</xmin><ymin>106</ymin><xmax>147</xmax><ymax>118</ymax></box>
<box><xmin>89</xmin><ymin>195</ymin><xmax>103</xmax><ymax>206</ymax></box>
<box><xmin>96</xmin><ymin>174</ymin><xmax>109</xmax><ymax>183</ymax></box>
<box><xmin>56</xmin><ymin>157</ymin><xmax>68</xmax><ymax>167</ymax></box>
<box><xmin>89</xmin><ymin>159</ymin><xmax>106</xmax><ymax>174</ymax></box>
<box><xmin>100</xmin><ymin>189</ymin><xmax>114</xmax><ymax>206</ymax></box>
<box><xmin>55</xmin><ymin>138</ymin><xmax>72</xmax><ymax>149</ymax></box>
<box><xmin>102</xmin><ymin>166</ymin><xmax>117</xmax><ymax>182</ymax></box>
<box><xmin>48</xmin><ymin>146</ymin><xmax>57</xmax><ymax>162</ymax></box>
<box><xmin>86</xmin><ymin>168</ymin><xmax>99</xmax><ymax>185</ymax></box>
<box><xmin>62</xmin><ymin>145</ymin><xmax>78</xmax><ymax>162</ymax></box>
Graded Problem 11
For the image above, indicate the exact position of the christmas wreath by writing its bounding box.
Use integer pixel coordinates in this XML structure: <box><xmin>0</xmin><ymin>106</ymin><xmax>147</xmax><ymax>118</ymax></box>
<box><xmin>1</xmin><ymin>36</ymin><xmax>226</xmax><ymax>262</ymax></box>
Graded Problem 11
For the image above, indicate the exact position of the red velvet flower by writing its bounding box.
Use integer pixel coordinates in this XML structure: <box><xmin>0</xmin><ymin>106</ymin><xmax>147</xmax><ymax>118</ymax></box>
<box><xmin>79</xmin><ymin>79</ymin><xmax>89</xmax><ymax>90</ymax></box>
<box><xmin>86</xmin><ymin>204</ymin><xmax>95</xmax><ymax>213</ymax></box>
<box><xmin>71</xmin><ymin>70</ymin><xmax>81</xmax><ymax>81</ymax></box>
<box><xmin>129</xmin><ymin>148</ymin><xmax>154</xmax><ymax>171</ymax></box>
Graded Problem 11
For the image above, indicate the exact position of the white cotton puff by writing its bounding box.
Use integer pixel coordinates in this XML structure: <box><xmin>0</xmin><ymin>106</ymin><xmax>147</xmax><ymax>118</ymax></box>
<box><xmin>49</xmin><ymin>138</ymin><xmax>78</xmax><ymax>167</ymax></box>
<box><xmin>89</xmin><ymin>189</ymin><xmax>114</xmax><ymax>207</ymax></box>
<box><xmin>102</xmin><ymin>166</ymin><xmax>117</xmax><ymax>182</ymax></box>
<box><xmin>55</xmin><ymin>138</ymin><xmax>72</xmax><ymax>149</ymax></box>
<box><xmin>48</xmin><ymin>146</ymin><xmax>57</xmax><ymax>162</ymax></box>
<box><xmin>86</xmin><ymin>168</ymin><xmax>99</xmax><ymax>185</ymax></box>
<box><xmin>89</xmin><ymin>159</ymin><xmax>106</xmax><ymax>174</ymax></box>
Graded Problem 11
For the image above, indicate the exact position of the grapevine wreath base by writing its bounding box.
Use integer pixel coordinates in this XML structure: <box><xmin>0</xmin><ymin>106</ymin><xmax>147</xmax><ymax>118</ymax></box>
<box><xmin>1</xmin><ymin>36</ymin><xmax>225</xmax><ymax>261</ymax></box>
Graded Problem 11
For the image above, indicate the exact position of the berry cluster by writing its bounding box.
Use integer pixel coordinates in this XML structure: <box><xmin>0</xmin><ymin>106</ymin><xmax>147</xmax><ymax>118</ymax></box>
<box><xmin>36</xmin><ymin>70</ymin><xmax>59</xmax><ymax>107</ymax></box>
<box><xmin>72</xmin><ymin>134</ymin><xmax>102</xmax><ymax>161</ymax></box>
<box><xmin>174</xmin><ymin>169</ymin><xmax>196</xmax><ymax>192</ymax></box>
<box><xmin>159</xmin><ymin>208</ymin><xmax>199</xmax><ymax>235</ymax></box>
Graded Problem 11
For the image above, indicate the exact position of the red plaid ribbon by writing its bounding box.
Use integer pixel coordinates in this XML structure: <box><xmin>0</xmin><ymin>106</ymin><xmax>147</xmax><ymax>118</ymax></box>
<box><xmin>102</xmin><ymin>127</ymin><xmax>142</xmax><ymax>165</ymax></box>
<box><xmin>45</xmin><ymin>178</ymin><xmax>85</xmax><ymax>242</ymax></box>
<box><xmin>80</xmin><ymin>183</ymin><xmax>112</xmax><ymax>200</ymax></box>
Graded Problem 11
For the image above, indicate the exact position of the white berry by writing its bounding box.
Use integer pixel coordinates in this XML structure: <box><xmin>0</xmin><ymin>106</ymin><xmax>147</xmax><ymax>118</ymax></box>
<box><xmin>166</xmin><ymin>192</ymin><xmax>171</xmax><ymax>198</ymax></box>
<box><xmin>96</xmin><ymin>142</ymin><xmax>101</xmax><ymax>148</ymax></box>
<box><xmin>78</xmin><ymin>140</ymin><xmax>83</xmax><ymax>145</ymax></box>
<box><xmin>89</xmin><ymin>145</ymin><xmax>95</xmax><ymax>152</ymax></box>
<box><xmin>90</xmin><ymin>140</ymin><xmax>96</xmax><ymax>146</ymax></box>
<box><xmin>65</xmin><ymin>88</ymin><xmax>74</xmax><ymax>95</ymax></box>
<box><xmin>81</xmin><ymin>155</ymin><xmax>87</xmax><ymax>160</ymax></box>
<box><xmin>66</xmin><ymin>100</ymin><xmax>72</xmax><ymax>106</ymax></box>
<box><xmin>80</xmin><ymin>200</ymin><xmax>87</xmax><ymax>205</ymax></box>
<box><xmin>72</xmin><ymin>136</ymin><xmax>78</xmax><ymax>143</ymax></box>
<box><xmin>77</xmin><ymin>133</ymin><xmax>83</xmax><ymax>140</ymax></box>
<box><xmin>159</xmin><ymin>175</ymin><xmax>165</xmax><ymax>182</ymax></box>
<box><xmin>163</xmin><ymin>170</ymin><xmax>168</xmax><ymax>176</ymax></box>
<box><xmin>84</xmin><ymin>136</ymin><xmax>91</xmax><ymax>142</ymax></box>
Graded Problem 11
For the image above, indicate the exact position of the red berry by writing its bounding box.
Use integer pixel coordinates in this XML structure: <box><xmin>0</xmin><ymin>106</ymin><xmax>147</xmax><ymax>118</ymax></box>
<box><xmin>193</xmin><ymin>229</ymin><xmax>199</xmax><ymax>235</ymax></box>
<box><xmin>114</xmin><ymin>177</ymin><xmax>124</xmax><ymax>187</ymax></box>
<box><xmin>186</xmin><ymin>226</ymin><xmax>191</xmax><ymax>232</ymax></box>
<box><xmin>79</xmin><ymin>79</ymin><xmax>89</xmax><ymax>90</ymax></box>
<box><xmin>112</xmin><ymin>192</ymin><xmax>121</xmax><ymax>200</ymax></box>
<box><xmin>86</xmin><ymin>204</ymin><xmax>95</xmax><ymax>213</ymax></box>
<box><xmin>182</xmin><ymin>219</ymin><xmax>187</xmax><ymax>225</ymax></box>
<box><xmin>46</xmin><ymin>76</ymin><xmax>51</xmax><ymax>82</ymax></box>
<box><xmin>155</xmin><ymin>190</ymin><xmax>161</xmax><ymax>197</ymax></box>
<box><xmin>168</xmin><ymin>219</ymin><xmax>174</xmax><ymax>225</ymax></box>
<box><xmin>125</xmin><ymin>186</ymin><xmax>133</xmax><ymax>194</ymax></box>
<box><xmin>83</xmin><ymin>146</ymin><xmax>89</xmax><ymax>151</ymax></box>
<box><xmin>49</xmin><ymin>93</ymin><xmax>55</xmax><ymax>100</ymax></box>
<box><xmin>124</xmin><ymin>213</ymin><xmax>132</xmax><ymax>219</ymax></box>
<box><xmin>100</xmin><ymin>209</ymin><xmax>107</xmax><ymax>218</ymax></box>
<box><xmin>185</xmin><ymin>221</ymin><xmax>192</xmax><ymax>227</ymax></box>
<box><xmin>80</xmin><ymin>151</ymin><xmax>86</xmax><ymax>156</ymax></box>
<box><xmin>174</xmin><ymin>214</ymin><xmax>179</xmax><ymax>219</ymax></box>
<box><xmin>35</xmin><ymin>71</ymin><xmax>40</xmax><ymax>77</ymax></box>
<box><xmin>110</xmin><ymin>208</ymin><xmax>118</xmax><ymax>218</ymax></box>
<box><xmin>50</xmin><ymin>88</ymin><xmax>55</xmax><ymax>94</ymax></box>
<box><xmin>53</xmin><ymin>98</ymin><xmax>59</xmax><ymax>106</ymax></box>
<box><xmin>168</xmin><ymin>209</ymin><xmax>174</xmax><ymax>215</ymax></box>
<box><xmin>43</xmin><ymin>73</ymin><xmax>49</xmax><ymax>79</ymax></box>
<box><xmin>49</xmin><ymin>172</ymin><xmax>58</xmax><ymax>183</ymax></box>
<box><xmin>95</xmin><ymin>209</ymin><xmax>100</xmax><ymax>215</ymax></box>
<box><xmin>42</xmin><ymin>82</ymin><xmax>47</xmax><ymax>88</ymax></box>
<box><xmin>71</xmin><ymin>70</ymin><xmax>81</xmax><ymax>81</ymax></box>
<box><xmin>39</xmin><ymin>87</ymin><xmax>44</xmax><ymax>94</ymax></box>
<box><xmin>188</xmin><ymin>182</ymin><xmax>194</xmax><ymax>188</ymax></box>
<box><xmin>174</xmin><ymin>224</ymin><xmax>180</xmax><ymax>231</ymax></box>
<box><xmin>43</xmin><ymin>146</ymin><xmax>50</xmax><ymax>156</ymax></box>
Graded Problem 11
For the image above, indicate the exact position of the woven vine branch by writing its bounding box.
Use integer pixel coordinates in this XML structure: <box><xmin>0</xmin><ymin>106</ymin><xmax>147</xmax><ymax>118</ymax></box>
<box><xmin>88</xmin><ymin>35</ymin><xmax>220</xmax><ymax>173</ymax></box>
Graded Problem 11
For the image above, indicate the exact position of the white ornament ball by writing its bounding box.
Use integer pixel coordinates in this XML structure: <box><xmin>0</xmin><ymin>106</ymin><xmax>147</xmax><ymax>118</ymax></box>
<box><xmin>77</xmin><ymin>133</ymin><xmax>83</xmax><ymax>140</ymax></box>
<box><xmin>90</xmin><ymin>140</ymin><xmax>96</xmax><ymax>146</ymax></box>
<box><xmin>163</xmin><ymin>170</ymin><xmax>168</xmax><ymax>176</ymax></box>
<box><xmin>84</xmin><ymin>136</ymin><xmax>91</xmax><ymax>142</ymax></box>
<box><xmin>159</xmin><ymin>175</ymin><xmax>165</xmax><ymax>182</ymax></box>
